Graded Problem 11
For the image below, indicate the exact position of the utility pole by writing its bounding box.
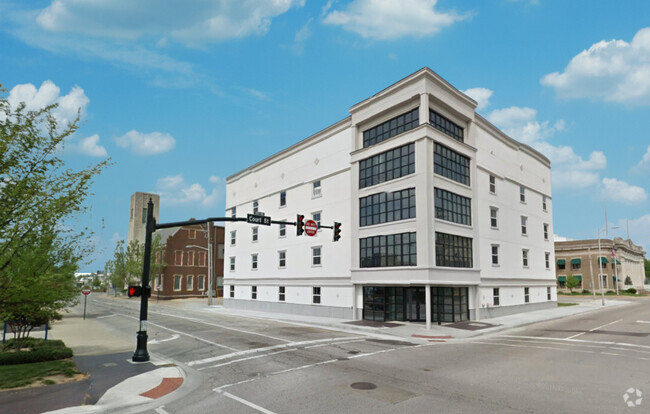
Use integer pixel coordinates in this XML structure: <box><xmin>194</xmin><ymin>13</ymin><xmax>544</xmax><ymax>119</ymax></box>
<box><xmin>207</xmin><ymin>221</ymin><xmax>213</xmax><ymax>306</ymax></box>
<box><xmin>588</xmin><ymin>247</ymin><xmax>596</xmax><ymax>300</ymax></box>
<box><xmin>133</xmin><ymin>198</ymin><xmax>154</xmax><ymax>362</ymax></box>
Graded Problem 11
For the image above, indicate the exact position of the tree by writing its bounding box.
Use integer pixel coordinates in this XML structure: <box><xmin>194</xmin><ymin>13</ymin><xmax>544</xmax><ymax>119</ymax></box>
<box><xmin>645</xmin><ymin>258</ymin><xmax>649</xmax><ymax>284</ymax></box>
<box><xmin>106</xmin><ymin>235</ymin><xmax>165</xmax><ymax>293</ymax></box>
<box><xmin>0</xmin><ymin>84</ymin><xmax>108</xmax><ymax>342</ymax></box>
<box><xmin>566</xmin><ymin>274</ymin><xmax>580</xmax><ymax>293</ymax></box>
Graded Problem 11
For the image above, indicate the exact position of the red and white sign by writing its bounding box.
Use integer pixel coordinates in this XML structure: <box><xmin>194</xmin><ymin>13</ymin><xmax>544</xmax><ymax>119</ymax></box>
<box><xmin>304</xmin><ymin>219</ymin><xmax>318</xmax><ymax>237</ymax></box>
<box><xmin>81</xmin><ymin>286</ymin><xmax>92</xmax><ymax>296</ymax></box>
<box><xmin>155</xmin><ymin>285</ymin><xmax>162</xmax><ymax>292</ymax></box>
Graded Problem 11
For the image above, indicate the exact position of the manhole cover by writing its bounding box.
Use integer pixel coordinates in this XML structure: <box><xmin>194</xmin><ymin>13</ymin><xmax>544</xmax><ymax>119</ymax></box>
<box><xmin>351</xmin><ymin>382</ymin><xmax>377</xmax><ymax>390</ymax></box>
<box><xmin>348</xmin><ymin>350</ymin><xmax>359</xmax><ymax>355</ymax></box>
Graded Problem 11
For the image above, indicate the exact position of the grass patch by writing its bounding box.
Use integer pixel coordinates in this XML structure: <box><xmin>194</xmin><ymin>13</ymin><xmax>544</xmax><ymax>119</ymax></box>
<box><xmin>0</xmin><ymin>338</ymin><xmax>73</xmax><ymax>365</ymax></box>
<box><xmin>0</xmin><ymin>359</ymin><xmax>78</xmax><ymax>389</ymax></box>
<box><xmin>558</xmin><ymin>302</ymin><xmax>578</xmax><ymax>307</ymax></box>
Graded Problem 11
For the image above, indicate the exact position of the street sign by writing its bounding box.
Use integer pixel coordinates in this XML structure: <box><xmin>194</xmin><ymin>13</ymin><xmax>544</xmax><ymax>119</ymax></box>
<box><xmin>81</xmin><ymin>286</ymin><xmax>91</xmax><ymax>296</ymax></box>
<box><xmin>247</xmin><ymin>214</ymin><xmax>271</xmax><ymax>226</ymax></box>
<box><xmin>155</xmin><ymin>285</ymin><xmax>162</xmax><ymax>292</ymax></box>
<box><xmin>304</xmin><ymin>219</ymin><xmax>318</xmax><ymax>236</ymax></box>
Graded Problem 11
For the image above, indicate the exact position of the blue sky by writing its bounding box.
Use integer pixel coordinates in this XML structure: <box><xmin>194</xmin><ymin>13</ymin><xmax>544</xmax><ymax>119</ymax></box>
<box><xmin>1</xmin><ymin>0</ymin><xmax>649</xmax><ymax>272</ymax></box>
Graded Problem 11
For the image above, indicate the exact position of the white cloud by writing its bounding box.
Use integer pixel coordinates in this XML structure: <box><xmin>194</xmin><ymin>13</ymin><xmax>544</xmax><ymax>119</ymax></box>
<box><xmin>114</xmin><ymin>130</ymin><xmax>175</xmax><ymax>156</ymax></box>
<box><xmin>601</xmin><ymin>178</ymin><xmax>648</xmax><ymax>204</ymax></box>
<box><xmin>636</xmin><ymin>145</ymin><xmax>650</xmax><ymax>169</ymax></box>
<box><xmin>551</xmin><ymin>170</ymin><xmax>601</xmax><ymax>189</ymax></box>
<box><xmin>620</xmin><ymin>215</ymin><xmax>650</xmax><ymax>255</ymax></box>
<box><xmin>486</xmin><ymin>106</ymin><xmax>562</xmax><ymax>144</ymax></box>
<box><xmin>463</xmin><ymin>87</ymin><xmax>492</xmax><ymax>111</ymax></box>
<box><xmin>75</xmin><ymin>134</ymin><xmax>108</xmax><ymax>157</ymax></box>
<box><xmin>322</xmin><ymin>0</ymin><xmax>469</xmax><ymax>40</ymax></box>
<box><xmin>541</xmin><ymin>27</ymin><xmax>650</xmax><ymax>105</ymax></box>
<box><xmin>156</xmin><ymin>174</ymin><xmax>222</xmax><ymax>207</ymax></box>
<box><xmin>7</xmin><ymin>80</ymin><xmax>89</xmax><ymax>126</ymax></box>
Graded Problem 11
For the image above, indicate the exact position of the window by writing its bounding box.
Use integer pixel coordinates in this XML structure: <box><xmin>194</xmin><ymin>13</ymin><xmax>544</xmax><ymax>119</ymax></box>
<box><xmin>278</xmin><ymin>251</ymin><xmax>286</xmax><ymax>268</ymax></box>
<box><xmin>230</xmin><ymin>231</ymin><xmax>236</xmax><ymax>246</ymax></box>
<box><xmin>313</xmin><ymin>287</ymin><xmax>321</xmax><ymax>304</ymax></box>
<box><xmin>524</xmin><ymin>287</ymin><xmax>530</xmax><ymax>303</ymax></box>
<box><xmin>542</xmin><ymin>195</ymin><xmax>547</xmax><ymax>211</ymax></box>
<box><xmin>521</xmin><ymin>216</ymin><xmax>528</xmax><ymax>235</ymax></box>
<box><xmin>545</xmin><ymin>252</ymin><xmax>550</xmax><ymax>269</ymax></box>
<box><xmin>198</xmin><ymin>275</ymin><xmax>205</xmax><ymax>291</ymax></box>
<box><xmin>493</xmin><ymin>288</ymin><xmax>500</xmax><ymax>306</ymax></box>
<box><xmin>251</xmin><ymin>254</ymin><xmax>258</xmax><ymax>270</ymax></box>
<box><xmin>312</xmin><ymin>180</ymin><xmax>321</xmax><ymax>197</ymax></box>
<box><xmin>522</xmin><ymin>249</ymin><xmax>529</xmax><ymax>267</ymax></box>
<box><xmin>230</xmin><ymin>207</ymin><xmax>236</xmax><ymax>218</ymax></box>
<box><xmin>547</xmin><ymin>287</ymin><xmax>552</xmax><ymax>300</ymax></box>
<box><xmin>571</xmin><ymin>258</ymin><xmax>581</xmax><ymax>270</ymax></box>
<box><xmin>229</xmin><ymin>285</ymin><xmax>234</xmax><ymax>298</ymax></box>
<box><xmin>187</xmin><ymin>275</ymin><xmax>194</xmax><ymax>290</ymax></box>
<box><xmin>229</xmin><ymin>257</ymin><xmax>235</xmax><ymax>271</ymax></box>
<box><xmin>543</xmin><ymin>223</ymin><xmax>549</xmax><ymax>240</ymax></box>
<box><xmin>491</xmin><ymin>245</ymin><xmax>499</xmax><ymax>265</ymax></box>
<box><xmin>198</xmin><ymin>251</ymin><xmax>206</xmax><ymax>267</ymax></box>
<box><xmin>359</xmin><ymin>143</ymin><xmax>415</xmax><ymax>188</ymax></box>
<box><xmin>434</xmin><ymin>188</ymin><xmax>471</xmax><ymax>226</ymax></box>
<box><xmin>360</xmin><ymin>188</ymin><xmax>415</xmax><ymax>226</ymax></box>
<box><xmin>312</xmin><ymin>247</ymin><xmax>322</xmax><ymax>266</ymax></box>
<box><xmin>558</xmin><ymin>260</ymin><xmax>566</xmax><ymax>270</ymax></box>
<box><xmin>188</xmin><ymin>251</ymin><xmax>195</xmax><ymax>266</ymax></box>
<box><xmin>429</xmin><ymin>109</ymin><xmax>463</xmax><ymax>142</ymax></box>
<box><xmin>279</xmin><ymin>223</ymin><xmax>286</xmax><ymax>238</ymax></box>
<box><xmin>279</xmin><ymin>286</ymin><xmax>285</xmax><ymax>302</ymax></box>
<box><xmin>280</xmin><ymin>191</ymin><xmax>286</xmax><ymax>207</ymax></box>
<box><xmin>188</xmin><ymin>229</ymin><xmax>196</xmax><ymax>239</ymax></box>
<box><xmin>252</xmin><ymin>286</ymin><xmax>257</xmax><ymax>300</ymax></box>
<box><xmin>174</xmin><ymin>251</ymin><xmax>183</xmax><ymax>266</ymax></box>
<box><xmin>360</xmin><ymin>232</ymin><xmax>417</xmax><ymax>267</ymax></box>
<box><xmin>520</xmin><ymin>186</ymin><xmax>526</xmax><ymax>203</ymax></box>
<box><xmin>253</xmin><ymin>200</ymin><xmax>259</xmax><ymax>214</ymax></box>
<box><xmin>490</xmin><ymin>207</ymin><xmax>498</xmax><ymax>229</ymax></box>
<box><xmin>312</xmin><ymin>212</ymin><xmax>321</xmax><ymax>230</ymax></box>
<box><xmin>489</xmin><ymin>175</ymin><xmax>496</xmax><ymax>194</ymax></box>
<box><xmin>363</xmin><ymin>107</ymin><xmax>419</xmax><ymax>148</ymax></box>
<box><xmin>171</xmin><ymin>275</ymin><xmax>181</xmax><ymax>291</ymax></box>
<box><xmin>434</xmin><ymin>143</ymin><xmax>470</xmax><ymax>185</ymax></box>
<box><xmin>435</xmin><ymin>232</ymin><xmax>473</xmax><ymax>268</ymax></box>
<box><xmin>142</xmin><ymin>207</ymin><xmax>147</xmax><ymax>224</ymax></box>
<box><xmin>601</xmin><ymin>275</ymin><xmax>608</xmax><ymax>289</ymax></box>
<box><xmin>252</xmin><ymin>227</ymin><xmax>258</xmax><ymax>242</ymax></box>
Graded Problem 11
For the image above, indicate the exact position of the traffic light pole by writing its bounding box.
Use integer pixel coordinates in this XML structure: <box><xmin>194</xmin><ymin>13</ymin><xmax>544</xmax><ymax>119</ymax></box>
<box><xmin>132</xmin><ymin>203</ymin><xmax>341</xmax><ymax>362</ymax></box>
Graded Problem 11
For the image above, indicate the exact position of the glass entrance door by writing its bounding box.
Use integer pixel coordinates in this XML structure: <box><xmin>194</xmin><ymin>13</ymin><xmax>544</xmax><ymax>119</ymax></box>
<box><xmin>406</xmin><ymin>287</ymin><xmax>426</xmax><ymax>321</ymax></box>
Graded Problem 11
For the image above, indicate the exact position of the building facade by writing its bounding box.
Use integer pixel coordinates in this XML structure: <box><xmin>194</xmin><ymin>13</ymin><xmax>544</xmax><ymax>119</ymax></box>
<box><xmin>128</xmin><ymin>192</ymin><xmax>160</xmax><ymax>245</ymax></box>
<box><xmin>224</xmin><ymin>68</ymin><xmax>556</xmax><ymax>323</ymax></box>
<box><xmin>555</xmin><ymin>238</ymin><xmax>646</xmax><ymax>292</ymax></box>
<box><xmin>152</xmin><ymin>223</ymin><xmax>225</xmax><ymax>299</ymax></box>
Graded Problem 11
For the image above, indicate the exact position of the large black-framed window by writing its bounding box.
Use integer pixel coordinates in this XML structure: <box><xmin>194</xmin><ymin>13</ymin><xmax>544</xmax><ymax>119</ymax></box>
<box><xmin>360</xmin><ymin>232</ymin><xmax>417</xmax><ymax>268</ymax></box>
<box><xmin>435</xmin><ymin>232</ymin><xmax>473</xmax><ymax>268</ymax></box>
<box><xmin>434</xmin><ymin>143</ymin><xmax>470</xmax><ymax>186</ymax></box>
<box><xmin>434</xmin><ymin>188</ymin><xmax>471</xmax><ymax>226</ymax></box>
<box><xmin>430</xmin><ymin>109</ymin><xmax>464</xmax><ymax>143</ymax></box>
<box><xmin>359</xmin><ymin>143</ymin><xmax>415</xmax><ymax>189</ymax></box>
<box><xmin>363</xmin><ymin>108</ymin><xmax>419</xmax><ymax>148</ymax></box>
<box><xmin>360</xmin><ymin>188</ymin><xmax>415</xmax><ymax>227</ymax></box>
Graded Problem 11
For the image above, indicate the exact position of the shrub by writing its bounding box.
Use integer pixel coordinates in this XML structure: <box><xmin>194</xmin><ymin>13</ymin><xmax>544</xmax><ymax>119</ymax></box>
<box><xmin>605</xmin><ymin>290</ymin><xmax>616</xmax><ymax>295</ymax></box>
<box><xmin>582</xmin><ymin>290</ymin><xmax>591</xmax><ymax>294</ymax></box>
<box><xmin>0</xmin><ymin>339</ymin><xmax>72</xmax><ymax>365</ymax></box>
<box><xmin>626</xmin><ymin>288</ymin><xmax>637</xmax><ymax>294</ymax></box>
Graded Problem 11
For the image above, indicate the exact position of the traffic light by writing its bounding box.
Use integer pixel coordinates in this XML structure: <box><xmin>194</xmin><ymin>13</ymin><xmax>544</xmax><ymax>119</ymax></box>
<box><xmin>297</xmin><ymin>214</ymin><xmax>305</xmax><ymax>236</ymax></box>
<box><xmin>333</xmin><ymin>222</ymin><xmax>341</xmax><ymax>242</ymax></box>
<box><xmin>128</xmin><ymin>285</ymin><xmax>142</xmax><ymax>298</ymax></box>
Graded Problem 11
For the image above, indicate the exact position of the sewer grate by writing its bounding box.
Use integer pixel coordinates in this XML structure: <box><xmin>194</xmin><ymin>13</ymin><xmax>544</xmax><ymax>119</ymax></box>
<box><xmin>351</xmin><ymin>382</ymin><xmax>377</xmax><ymax>390</ymax></box>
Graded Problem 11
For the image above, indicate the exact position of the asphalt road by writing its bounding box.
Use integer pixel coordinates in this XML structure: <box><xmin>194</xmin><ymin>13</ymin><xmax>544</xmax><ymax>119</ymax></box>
<box><xmin>86</xmin><ymin>295</ymin><xmax>650</xmax><ymax>413</ymax></box>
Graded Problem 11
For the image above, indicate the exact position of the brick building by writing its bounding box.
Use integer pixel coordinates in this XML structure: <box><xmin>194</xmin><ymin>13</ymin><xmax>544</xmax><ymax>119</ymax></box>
<box><xmin>152</xmin><ymin>223</ymin><xmax>225</xmax><ymax>299</ymax></box>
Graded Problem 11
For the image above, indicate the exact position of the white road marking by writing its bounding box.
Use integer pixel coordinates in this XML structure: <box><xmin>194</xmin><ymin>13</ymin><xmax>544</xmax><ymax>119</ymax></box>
<box><xmin>96</xmin><ymin>314</ymin><xmax>116</xmax><ymax>319</ymax></box>
<box><xmin>566</xmin><ymin>318</ymin><xmax>622</xmax><ymax>340</ymax></box>
<box><xmin>636</xmin><ymin>320</ymin><xmax>650</xmax><ymax>324</ymax></box>
<box><xmin>187</xmin><ymin>336</ymin><xmax>365</xmax><ymax>367</ymax></box>
<box><xmin>199</xmin><ymin>348</ymin><xmax>298</xmax><ymax>371</ymax></box>
<box><xmin>216</xmin><ymin>390</ymin><xmax>277</xmax><ymax>414</ymax></box>
<box><xmin>149</xmin><ymin>334</ymin><xmax>180</xmax><ymax>345</ymax></box>
<box><xmin>472</xmin><ymin>341</ymin><xmax>597</xmax><ymax>354</ymax></box>
<box><xmin>154</xmin><ymin>406</ymin><xmax>169</xmax><ymax>414</ymax></box>
<box><xmin>500</xmin><ymin>335</ymin><xmax>650</xmax><ymax>350</ymax></box>
<box><xmin>304</xmin><ymin>339</ymin><xmax>365</xmax><ymax>349</ymax></box>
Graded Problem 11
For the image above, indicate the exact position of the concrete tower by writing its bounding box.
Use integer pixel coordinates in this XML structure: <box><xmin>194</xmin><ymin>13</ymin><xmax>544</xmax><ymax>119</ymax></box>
<box><xmin>128</xmin><ymin>192</ymin><xmax>160</xmax><ymax>245</ymax></box>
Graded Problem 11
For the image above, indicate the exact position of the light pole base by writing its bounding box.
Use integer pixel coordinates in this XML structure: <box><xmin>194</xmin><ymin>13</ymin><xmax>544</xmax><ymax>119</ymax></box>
<box><xmin>132</xmin><ymin>331</ymin><xmax>149</xmax><ymax>362</ymax></box>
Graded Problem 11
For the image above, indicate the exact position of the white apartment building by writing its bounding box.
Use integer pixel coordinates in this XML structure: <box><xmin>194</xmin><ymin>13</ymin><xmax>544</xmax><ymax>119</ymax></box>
<box><xmin>224</xmin><ymin>68</ymin><xmax>556</xmax><ymax>324</ymax></box>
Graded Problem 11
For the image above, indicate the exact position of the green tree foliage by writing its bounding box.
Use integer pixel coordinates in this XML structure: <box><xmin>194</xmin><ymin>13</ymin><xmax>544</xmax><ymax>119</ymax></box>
<box><xmin>106</xmin><ymin>236</ymin><xmax>165</xmax><ymax>293</ymax></box>
<box><xmin>565</xmin><ymin>274</ymin><xmax>580</xmax><ymax>293</ymax></box>
<box><xmin>0</xmin><ymin>84</ymin><xmax>108</xmax><ymax>343</ymax></box>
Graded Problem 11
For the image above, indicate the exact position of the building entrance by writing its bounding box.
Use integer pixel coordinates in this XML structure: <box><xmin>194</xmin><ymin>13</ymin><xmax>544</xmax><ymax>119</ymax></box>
<box><xmin>405</xmin><ymin>287</ymin><xmax>426</xmax><ymax>321</ymax></box>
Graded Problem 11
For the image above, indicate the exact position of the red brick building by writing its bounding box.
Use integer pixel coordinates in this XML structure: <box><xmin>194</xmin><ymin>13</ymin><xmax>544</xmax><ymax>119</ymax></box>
<box><xmin>152</xmin><ymin>223</ymin><xmax>224</xmax><ymax>299</ymax></box>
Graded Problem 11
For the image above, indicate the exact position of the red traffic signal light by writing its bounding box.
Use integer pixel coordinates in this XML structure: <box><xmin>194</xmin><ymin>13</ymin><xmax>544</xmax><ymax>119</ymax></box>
<box><xmin>297</xmin><ymin>214</ymin><xmax>305</xmax><ymax>236</ymax></box>
<box><xmin>333</xmin><ymin>222</ymin><xmax>341</xmax><ymax>242</ymax></box>
<box><xmin>128</xmin><ymin>285</ymin><xmax>142</xmax><ymax>298</ymax></box>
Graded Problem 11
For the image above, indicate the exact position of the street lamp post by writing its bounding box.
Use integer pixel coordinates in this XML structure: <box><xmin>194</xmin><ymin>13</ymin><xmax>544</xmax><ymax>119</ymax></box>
<box><xmin>597</xmin><ymin>228</ymin><xmax>605</xmax><ymax>306</ymax></box>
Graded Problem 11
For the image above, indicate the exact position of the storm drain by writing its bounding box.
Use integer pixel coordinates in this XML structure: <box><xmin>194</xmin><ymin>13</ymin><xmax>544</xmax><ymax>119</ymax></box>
<box><xmin>350</xmin><ymin>382</ymin><xmax>377</xmax><ymax>390</ymax></box>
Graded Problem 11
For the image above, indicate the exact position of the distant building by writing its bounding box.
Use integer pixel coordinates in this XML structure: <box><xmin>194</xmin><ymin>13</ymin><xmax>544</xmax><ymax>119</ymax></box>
<box><xmin>554</xmin><ymin>238</ymin><xmax>646</xmax><ymax>291</ymax></box>
<box><xmin>152</xmin><ymin>223</ymin><xmax>225</xmax><ymax>299</ymax></box>
<box><xmin>128</xmin><ymin>192</ymin><xmax>160</xmax><ymax>245</ymax></box>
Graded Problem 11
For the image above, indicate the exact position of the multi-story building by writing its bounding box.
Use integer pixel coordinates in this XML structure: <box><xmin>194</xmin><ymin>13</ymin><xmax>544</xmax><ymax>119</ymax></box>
<box><xmin>555</xmin><ymin>237</ymin><xmax>646</xmax><ymax>291</ymax></box>
<box><xmin>152</xmin><ymin>223</ymin><xmax>225</xmax><ymax>299</ymax></box>
<box><xmin>224</xmin><ymin>68</ymin><xmax>556</xmax><ymax>323</ymax></box>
